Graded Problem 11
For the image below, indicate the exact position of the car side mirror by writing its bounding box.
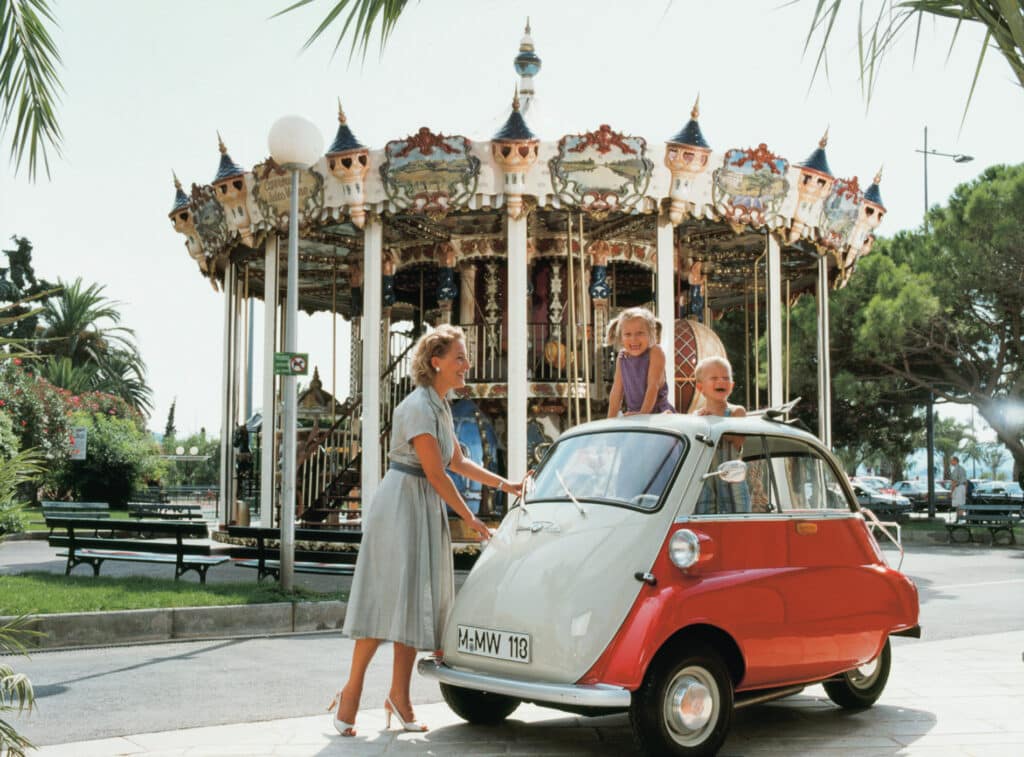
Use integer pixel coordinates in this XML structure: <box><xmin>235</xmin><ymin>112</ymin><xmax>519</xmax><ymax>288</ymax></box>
<box><xmin>702</xmin><ymin>459</ymin><xmax>747</xmax><ymax>483</ymax></box>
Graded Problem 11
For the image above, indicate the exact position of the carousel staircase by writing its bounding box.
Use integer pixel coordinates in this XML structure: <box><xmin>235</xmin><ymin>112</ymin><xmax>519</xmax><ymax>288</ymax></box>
<box><xmin>296</xmin><ymin>336</ymin><xmax>418</xmax><ymax>526</ymax></box>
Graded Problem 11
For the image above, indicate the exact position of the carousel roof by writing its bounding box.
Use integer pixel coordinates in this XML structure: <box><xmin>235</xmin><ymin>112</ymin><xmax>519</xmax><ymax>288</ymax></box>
<box><xmin>865</xmin><ymin>170</ymin><xmax>886</xmax><ymax>208</ymax></box>
<box><xmin>170</xmin><ymin>172</ymin><xmax>189</xmax><ymax>213</ymax></box>
<box><xmin>168</xmin><ymin>20</ymin><xmax>886</xmax><ymax>318</ymax></box>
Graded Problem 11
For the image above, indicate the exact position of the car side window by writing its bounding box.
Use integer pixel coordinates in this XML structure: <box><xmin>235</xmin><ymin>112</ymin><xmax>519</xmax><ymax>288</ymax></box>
<box><xmin>760</xmin><ymin>436</ymin><xmax>850</xmax><ymax>512</ymax></box>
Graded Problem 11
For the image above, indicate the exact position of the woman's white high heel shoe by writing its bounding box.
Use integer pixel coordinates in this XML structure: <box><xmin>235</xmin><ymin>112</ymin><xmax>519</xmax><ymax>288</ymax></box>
<box><xmin>384</xmin><ymin>696</ymin><xmax>428</xmax><ymax>732</ymax></box>
<box><xmin>327</xmin><ymin>690</ymin><xmax>356</xmax><ymax>737</ymax></box>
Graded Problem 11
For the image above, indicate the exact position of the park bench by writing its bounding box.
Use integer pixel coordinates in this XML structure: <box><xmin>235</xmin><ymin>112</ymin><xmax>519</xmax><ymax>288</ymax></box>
<box><xmin>37</xmin><ymin>502</ymin><xmax>111</xmax><ymax>534</ymax></box>
<box><xmin>130</xmin><ymin>488</ymin><xmax>170</xmax><ymax>504</ymax></box>
<box><xmin>226</xmin><ymin>526</ymin><xmax>361</xmax><ymax>581</ymax></box>
<box><xmin>46</xmin><ymin>516</ymin><xmax>228</xmax><ymax>583</ymax></box>
<box><xmin>945</xmin><ymin>503</ymin><xmax>1023</xmax><ymax>545</ymax></box>
<box><xmin>225</xmin><ymin>525</ymin><xmax>482</xmax><ymax>581</ymax></box>
<box><xmin>127</xmin><ymin>503</ymin><xmax>204</xmax><ymax>520</ymax></box>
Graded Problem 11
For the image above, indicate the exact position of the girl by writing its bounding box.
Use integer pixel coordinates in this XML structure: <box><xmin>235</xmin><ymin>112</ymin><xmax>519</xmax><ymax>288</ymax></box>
<box><xmin>606</xmin><ymin>307</ymin><xmax>674</xmax><ymax>416</ymax></box>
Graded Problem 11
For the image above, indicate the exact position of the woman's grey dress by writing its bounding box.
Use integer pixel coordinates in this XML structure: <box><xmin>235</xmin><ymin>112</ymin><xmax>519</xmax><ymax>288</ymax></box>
<box><xmin>342</xmin><ymin>385</ymin><xmax>455</xmax><ymax>650</ymax></box>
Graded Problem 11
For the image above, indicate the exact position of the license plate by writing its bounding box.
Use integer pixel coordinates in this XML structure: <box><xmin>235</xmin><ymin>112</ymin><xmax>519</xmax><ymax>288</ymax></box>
<box><xmin>457</xmin><ymin>624</ymin><xmax>531</xmax><ymax>663</ymax></box>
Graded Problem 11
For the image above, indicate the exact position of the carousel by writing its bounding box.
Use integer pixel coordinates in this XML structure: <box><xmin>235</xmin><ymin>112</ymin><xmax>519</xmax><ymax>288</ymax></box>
<box><xmin>168</xmin><ymin>21</ymin><xmax>886</xmax><ymax>534</ymax></box>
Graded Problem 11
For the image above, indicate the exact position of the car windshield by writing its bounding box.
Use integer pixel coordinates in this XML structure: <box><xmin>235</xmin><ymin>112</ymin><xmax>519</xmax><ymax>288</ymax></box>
<box><xmin>526</xmin><ymin>430</ymin><xmax>686</xmax><ymax>510</ymax></box>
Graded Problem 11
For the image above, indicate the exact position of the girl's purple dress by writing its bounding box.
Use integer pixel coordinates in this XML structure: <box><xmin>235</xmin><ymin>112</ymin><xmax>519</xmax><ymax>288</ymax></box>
<box><xmin>618</xmin><ymin>349</ymin><xmax>674</xmax><ymax>413</ymax></box>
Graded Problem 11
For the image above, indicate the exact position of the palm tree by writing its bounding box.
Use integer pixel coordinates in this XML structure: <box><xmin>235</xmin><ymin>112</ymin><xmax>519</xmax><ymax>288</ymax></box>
<box><xmin>802</xmin><ymin>1</ymin><xmax>1024</xmax><ymax>123</ymax></box>
<box><xmin>275</xmin><ymin>0</ymin><xmax>411</xmax><ymax>59</ymax></box>
<box><xmin>0</xmin><ymin>0</ymin><xmax>63</xmax><ymax>181</ymax></box>
<box><xmin>980</xmin><ymin>442</ymin><xmax>1007</xmax><ymax>478</ymax></box>
<box><xmin>0</xmin><ymin>615</ymin><xmax>38</xmax><ymax>757</ymax></box>
<box><xmin>36</xmin><ymin>278</ymin><xmax>152</xmax><ymax>415</ymax></box>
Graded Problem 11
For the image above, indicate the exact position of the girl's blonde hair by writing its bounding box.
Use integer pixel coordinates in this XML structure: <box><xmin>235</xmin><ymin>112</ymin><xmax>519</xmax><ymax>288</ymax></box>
<box><xmin>695</xmin><ymin>355</ymin><xmax>733</xmax><ymax>381</ymax></box>
<box><xmin>606</xmin><ymin>307</ymin><xmax>661</xmax><ymax>348</ymax></box>
<box><xmin>410</xmin><ymin>324</ymin><xmax>466</xmax><ymax>387</ymax></box>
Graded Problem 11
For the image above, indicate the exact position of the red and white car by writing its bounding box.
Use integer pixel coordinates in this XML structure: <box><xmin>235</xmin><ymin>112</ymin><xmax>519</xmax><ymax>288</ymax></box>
<box><xmin>419</xmin><ymin>413</ymin><xmax>920</xmax><ymax>756</ymax></box>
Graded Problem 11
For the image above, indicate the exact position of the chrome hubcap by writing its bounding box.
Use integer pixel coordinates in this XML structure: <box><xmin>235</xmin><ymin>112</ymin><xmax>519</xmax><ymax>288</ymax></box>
<box><xmin>665</xmin><ymin>667</ymin><xmax>717</xmax><ymax>745</ymax></box>
<box><xmin>849</xmin><ymin>656</ymin><xmax>881</xmax><ymax>689</ymax></box>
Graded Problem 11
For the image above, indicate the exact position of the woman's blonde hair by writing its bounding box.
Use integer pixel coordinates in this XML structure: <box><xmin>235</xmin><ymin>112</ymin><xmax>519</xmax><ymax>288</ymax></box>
<box><xmin>410</xmin><ymin>324</ymin><xmax>466</xmax><ymax>387</ymax></box>
<box><xmin>606</xmin><ymin>307</ymin><xmax>661</xmax><ymax>348</ymax></box>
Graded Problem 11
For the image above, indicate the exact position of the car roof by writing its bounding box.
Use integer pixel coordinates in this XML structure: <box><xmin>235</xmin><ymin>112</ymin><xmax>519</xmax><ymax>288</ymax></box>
<box><xmin>560</xmin><ymin>412</ymin><xmax>825</xmax><ymax>447</ymax></box>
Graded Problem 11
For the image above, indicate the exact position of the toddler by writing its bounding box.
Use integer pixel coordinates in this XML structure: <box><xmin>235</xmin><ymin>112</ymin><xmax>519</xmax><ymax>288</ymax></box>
<box><xmin>693</xmin><ymin>356</ymin><xmax>750</xmax><ymax>513</ymax></box>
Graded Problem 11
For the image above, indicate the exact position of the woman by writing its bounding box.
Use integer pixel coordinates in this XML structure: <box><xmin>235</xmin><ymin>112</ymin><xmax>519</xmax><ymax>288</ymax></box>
<box><xmin>330</xmin><ymin>324</ymin><xmax>525</xmax><ymax>736</ymax></box>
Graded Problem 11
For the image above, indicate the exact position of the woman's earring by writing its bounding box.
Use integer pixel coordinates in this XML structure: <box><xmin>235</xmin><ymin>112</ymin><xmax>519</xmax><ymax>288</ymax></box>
<box><xmin>434</xmin><ymin>365</ymin><xmax>440</xmax><ymax>372</ymax></box>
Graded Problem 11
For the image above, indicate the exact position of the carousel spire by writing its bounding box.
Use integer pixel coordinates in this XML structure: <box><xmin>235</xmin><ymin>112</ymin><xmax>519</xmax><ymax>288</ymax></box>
<box><xmin>864</xmin><ymin>167</ymin><xmax>885</xmax><ymax>209</ymax></box>
<box><xmin>212</xmin><ymin>133</ymin><xmax>244</xmax><ymax>182</ymax></box>
<box><xmin>170</xmin><ymin>171</ymin><xmax>189</xmax><ymax>214</ymax></box>
<box><xmin>668</xmin><ymin>94</ymin><xmax>709</xmax><ymax>148</ymax></box>
<box><xmin>493</xmin><ymin>85</ymin><xmax>535</xmax><ymax>141</ymax></box>
<box><xmin>514</xmin><ymin>17</ymin><xmax>541</xmax><ymax>100</ymax></box>
<box><xmin>797</xmin><ymin>127</ymin><xmax>833</xmax><ymax>176</ymax></box>
<box><xmin>327</xmin><ymin>97</ymin><xmax>365</xmax><ymax>153</ymax></box>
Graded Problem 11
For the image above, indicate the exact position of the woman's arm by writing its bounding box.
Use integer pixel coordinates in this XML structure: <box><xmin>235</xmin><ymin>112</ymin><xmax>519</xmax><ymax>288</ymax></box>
<box><xmin>639</xmin><ymin>345</ymin><xmax>667</xmax><ymax>414</ymax></box>
<box><xmin>607</xmin><ymin>361</ymin><xmax>624</xmax><ymax>418</ymax></box>
<box><xmin>448</xmin><ymin>434</ymin><xmax>525</xmax><ymax>498</ymax></box>
<box><xmin>411</xmin><ymin>434</ymin><xmax>492</xmax><ymax>540</ymax></box>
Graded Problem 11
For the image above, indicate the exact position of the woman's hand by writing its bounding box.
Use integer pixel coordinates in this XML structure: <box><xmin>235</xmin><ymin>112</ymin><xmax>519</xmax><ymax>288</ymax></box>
<box><xmin>465</xmin><ymin>515</ymin><xmax>493</xmax><ymax>541</ymax></box>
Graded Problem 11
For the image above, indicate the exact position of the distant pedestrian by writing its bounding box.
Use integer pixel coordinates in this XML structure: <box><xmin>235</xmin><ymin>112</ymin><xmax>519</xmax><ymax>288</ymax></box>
<box><xmin>949</xmin><ymin>456</ymin><xmax>968</xmax><ymax>509</ymax></box>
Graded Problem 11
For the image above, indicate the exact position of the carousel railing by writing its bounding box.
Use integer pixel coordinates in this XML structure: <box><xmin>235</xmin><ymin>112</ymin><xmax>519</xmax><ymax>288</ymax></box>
<box><xmin>458</xmin><ymin>321</ymin><xmax>614</xmax><ymax>386</ymax></box>
<box><xmin>296</xmin><ymin>395</ymin><xmax>362</xmax><ymax>526</ymax></box>
<box><xmin>378</xmin><ymin>329</ymin><xmax>418</xmax><ymax>475</ymax></box>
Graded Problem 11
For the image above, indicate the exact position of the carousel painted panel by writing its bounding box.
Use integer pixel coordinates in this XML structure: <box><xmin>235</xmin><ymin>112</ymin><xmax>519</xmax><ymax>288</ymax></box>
<box><xmin>820</xmin><ymin>177</ymin><xmax>863</xmax><ymax>251</ymax></box>
<box><xmin>712</xmin><ymin>145</ymin><xmax>791</xmax><ymax>230</ymax></box>
<box><xmin>379</xmin><ymin>128</ymin><xmax>482</xmax><ymax>215</ymax></box>
<box><xmin>251</xmin><ymin>160</ymin><xmax>325</xmax><ymax>231</ymax></box>
<box><xmin>547</xmin><ymin>125</ymin><xmax>655</xmax><ymax>216</ymax></box>
<box><xmin>190</xmin><ymin>184</ymin><xmax>232</xmax><ymax>263</ymax></box>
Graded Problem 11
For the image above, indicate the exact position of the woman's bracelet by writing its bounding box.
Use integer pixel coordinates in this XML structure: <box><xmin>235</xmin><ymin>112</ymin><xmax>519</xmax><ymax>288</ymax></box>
<box><xmin>497</xmin><ymin>481</ymin><xmax>506</xmax><ymax>493</ymax></box>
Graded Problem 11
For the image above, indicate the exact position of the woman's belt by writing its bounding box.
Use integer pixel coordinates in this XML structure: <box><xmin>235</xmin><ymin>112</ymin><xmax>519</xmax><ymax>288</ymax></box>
<box><xmin>389</xmin><ymin>461</ymin><xmax>427</xmax><ymax>479</ymax></box>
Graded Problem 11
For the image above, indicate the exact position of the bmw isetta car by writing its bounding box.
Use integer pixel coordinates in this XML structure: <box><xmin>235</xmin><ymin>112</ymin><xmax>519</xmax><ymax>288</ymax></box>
<box><xmin>419</xmin><ymin>412</ymin><xmax>920</xmax><ymax>756</ymax></box>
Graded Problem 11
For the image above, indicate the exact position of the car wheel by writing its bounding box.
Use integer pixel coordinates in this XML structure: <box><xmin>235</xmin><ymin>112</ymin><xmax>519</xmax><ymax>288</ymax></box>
<box><xmin>439</xmin><ymin>683</ymin><xmax>520</xmax><ymax>724</ymax></box>
<box><xmin>631</xmin><ymin>644</ymin><xmax>733</xmax><ymax>757</ymax></box>
<box><xmin>823</xmin><ymin>639</ymin><xmax>891</xmax><ymax>709</ymax></box>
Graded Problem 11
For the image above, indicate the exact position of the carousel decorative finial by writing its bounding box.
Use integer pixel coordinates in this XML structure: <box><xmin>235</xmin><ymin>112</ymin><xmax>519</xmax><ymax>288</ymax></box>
<box><xmin>492</xmin><ymin>82</ymin><xmax>539</xmax><ymax>220</ymax></box>
<box><xmin>515</xmin><ymin>17</ymin><xmax>541</xmax><ymax>98</ymax></box>
<box><xmin>325</xmin><ymin>101</ymin><xmax>370</xmax><ymax>228</ymax></box>
<box><xmin>217</xmin><ymin>131</ymin><xmax>227</xmax><ymax>154</ymax></box>
<box><xmin>525</xmin><ymin>16</ymin><xmax>531</xmax><ymax>35</ymax></box>
<box><xmin>170</xmin><ymin>171</ymin><xmax>189</xmax><ymax>214</ymax></box>
<box><xmin>212</xmin><ymin>134</ymin><xmax>244</xmax><ymax>183</ymax></box>
<box><xmin>864</xmin><ymin>166</ymin><xmax>886</xmax><ymax>210</ymax></box>
<box><xmin>210</xmin><ymin>135</ymin><xmax>251</xmax><ymax>245</ymax></box>
<box><xmin>665</xmin><ymin>94</ymin><xmax>712</xmax><ymax>225</ymax></box>
<box><xmin>852</xmin><ymin>165</ymin><xmax>887</xmax><ymax>257</ymax></box>
<box><xmin>791</xmin><ymin>128</ymin><xmax>836</xmax><ymax>241</ymax></box>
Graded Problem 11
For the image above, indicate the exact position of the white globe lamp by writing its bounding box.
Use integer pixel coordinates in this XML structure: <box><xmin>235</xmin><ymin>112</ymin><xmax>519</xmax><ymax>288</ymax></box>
<box><xmin>268</xmin><ymin>115</ymin><xmax>324</xmax><ymax>168</ymax></box>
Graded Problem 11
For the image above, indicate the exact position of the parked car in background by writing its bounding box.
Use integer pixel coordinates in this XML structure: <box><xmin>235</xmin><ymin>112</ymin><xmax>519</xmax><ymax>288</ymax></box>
<box><xmin>420</xmin><ymin>413</ymin><xmax>920</xmax><ymax>757</ymax></box>
<box><xmin>969</xmin><ymin>481</ymin><xmax>1023</xmax><ymax>511</ymax></box>
<box><xmin>850</xmin><ymin>480</ymin><xmax>912</xmax><ymax>522</ymax></box>
<box><xmin>893</xmin><ymin>480</ymin><xmax>952</xmax><ymax>512</ymax></box>
<box><xmin>856</xmin><ymin>475</ymin><xmax>896</xmax><ymax>496</ymax></box>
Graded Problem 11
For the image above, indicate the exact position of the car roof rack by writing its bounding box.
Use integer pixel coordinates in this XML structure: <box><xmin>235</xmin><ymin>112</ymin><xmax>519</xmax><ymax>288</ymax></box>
<box><xmin>745</xmin><ymin>398</ymin><xmax>812</xmax><ymax>433</ymax></box>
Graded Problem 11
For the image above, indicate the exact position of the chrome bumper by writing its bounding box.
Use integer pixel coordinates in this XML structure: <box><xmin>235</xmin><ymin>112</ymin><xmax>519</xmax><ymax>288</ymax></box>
<box><xmin>417</xmin><ymin>658</ymin><xmax>632</xmax><ymax>709</ymax></box>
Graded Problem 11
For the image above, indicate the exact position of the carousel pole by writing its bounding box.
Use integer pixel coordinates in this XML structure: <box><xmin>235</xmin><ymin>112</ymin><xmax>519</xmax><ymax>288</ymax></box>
<box><xmin>217</xmin><ymin>262</ymin><xmax>236</xmax><ymax>526</ymax></box>
<box><xmin>656</xmin><ymin>215</ymin><xmax>675</xmax><ymax>398</ymax></box>
<box><xmin>566</xmin><ymin>216</ymin><xmax>580</xmax><ymax>424</ymax></box>
<box><xmin>361</xmin><ymin>216</ymin><xmax>383</xmax><ymax>513</ymax></box>
<box><xmin>577</xmin><ymin>215</ymin><xmax>592</xmax><ymax>422</ymax></box>
<box><xmin>816</xmin><ymin>254</ymin><xmax>832</xmax><ymax>447</ymax></box>
<box><xmin>766</xmin><ymin>232</ymin><xmax>784</xmax><ymax>408</ymax></box>
<box><xmin>507</xmin><ymin>208</ymin><xmax>529</xmax><ymax>482</ymax></box>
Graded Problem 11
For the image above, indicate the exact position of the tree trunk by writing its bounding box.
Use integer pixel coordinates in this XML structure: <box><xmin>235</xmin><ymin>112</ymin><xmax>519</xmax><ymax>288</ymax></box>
<box><xmin>975</xmin><ymin>400</ymin><xmax>1024</xmax><ymax>482</ymax></box>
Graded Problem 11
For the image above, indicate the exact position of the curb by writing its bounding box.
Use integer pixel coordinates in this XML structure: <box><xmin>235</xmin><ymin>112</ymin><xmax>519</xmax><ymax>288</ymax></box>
<box><xmin>0</xmin><ymin>600</ymin><xmax>346</xmax><ymax>650</ymax></box>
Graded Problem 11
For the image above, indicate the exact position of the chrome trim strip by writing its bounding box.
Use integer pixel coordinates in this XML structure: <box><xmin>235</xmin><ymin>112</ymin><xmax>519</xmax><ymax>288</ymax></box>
<box><xmin>417</xmin><ymin>658</ymin><xmax>632</xmax><ymax>708</ymax></box>
<box><xmin>675</xmin><ymin>511</ymin><xmax>860</xmax><ymax>523</ymax></box>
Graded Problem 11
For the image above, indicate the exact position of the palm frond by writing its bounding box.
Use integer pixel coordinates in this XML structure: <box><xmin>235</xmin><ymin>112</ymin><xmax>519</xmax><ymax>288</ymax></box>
<box><xmin>0</xmin><ymin>0</ymin><xmax>63</xmax><ymax>181</ymax></box>
<box><xmin>275</xmin><ymin>0</ymin><xmax>412</xmax><ymax>61</ymax></box>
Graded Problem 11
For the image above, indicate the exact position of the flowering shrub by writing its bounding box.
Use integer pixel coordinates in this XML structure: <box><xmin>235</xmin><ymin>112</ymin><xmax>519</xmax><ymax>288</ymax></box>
<box><xmin>0</xmin><ymin>359</ymin><xmax>72</xmax><ymax>460</ymax></box>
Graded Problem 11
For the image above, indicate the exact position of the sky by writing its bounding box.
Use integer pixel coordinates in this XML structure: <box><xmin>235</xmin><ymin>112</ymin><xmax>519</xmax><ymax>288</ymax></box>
<box><xmin>2</xmin><ymin>0</ymin><xmax>1022</xmax><ymax>450</ymax></box>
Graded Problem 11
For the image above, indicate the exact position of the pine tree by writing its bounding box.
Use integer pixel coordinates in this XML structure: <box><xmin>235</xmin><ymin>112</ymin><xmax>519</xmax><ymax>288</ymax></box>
<box><xmin>164</xmin><ymin>399</ymin><xmax>177</xmax><ymax>441</ymax></box>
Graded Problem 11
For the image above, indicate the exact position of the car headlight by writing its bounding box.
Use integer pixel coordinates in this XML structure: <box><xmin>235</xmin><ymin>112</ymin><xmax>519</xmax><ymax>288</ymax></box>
<box><xmin>669</xmin><ymin>529</ymin><xmax>700</xmax><ymax>569</ymax></box>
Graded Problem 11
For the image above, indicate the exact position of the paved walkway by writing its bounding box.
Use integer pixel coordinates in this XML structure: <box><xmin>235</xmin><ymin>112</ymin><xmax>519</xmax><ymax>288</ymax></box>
<box><xmin>34</xmin><ymin>630</ymin><xmax>1024</xmax><ymax>756</ymax></box>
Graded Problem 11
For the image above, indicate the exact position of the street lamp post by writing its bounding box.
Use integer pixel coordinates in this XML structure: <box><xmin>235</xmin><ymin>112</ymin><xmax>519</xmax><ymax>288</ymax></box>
<box><xmin>267</xmin><ymin>115</ymin><xmax>323</xmax><ymax>591</ymax></box>
<box><xmin>914</xmin><ymin>125</ymin><xmax>972</xmax><ymax>517</ymax></box>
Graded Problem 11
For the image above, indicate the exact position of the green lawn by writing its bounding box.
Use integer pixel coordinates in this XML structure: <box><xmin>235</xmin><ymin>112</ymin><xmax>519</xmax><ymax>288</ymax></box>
<box><xmin>0</xmin><ymin>572</ymin><xmax>345</xmax><ymax>615</ymax></box>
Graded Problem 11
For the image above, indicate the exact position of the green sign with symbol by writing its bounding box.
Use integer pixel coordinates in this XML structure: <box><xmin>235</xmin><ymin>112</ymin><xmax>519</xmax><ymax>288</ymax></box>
<box><xmin>274</xmin><ymin>352</ymin><xmax>309</xmax><ymax>376</ymax></box>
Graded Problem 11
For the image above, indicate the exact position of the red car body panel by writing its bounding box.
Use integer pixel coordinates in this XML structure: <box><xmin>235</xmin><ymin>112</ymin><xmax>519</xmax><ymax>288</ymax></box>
<box><xmin>578</xmin><ymin>517</ymin><xmax>919</xmax><ymax>692</ymax></box>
